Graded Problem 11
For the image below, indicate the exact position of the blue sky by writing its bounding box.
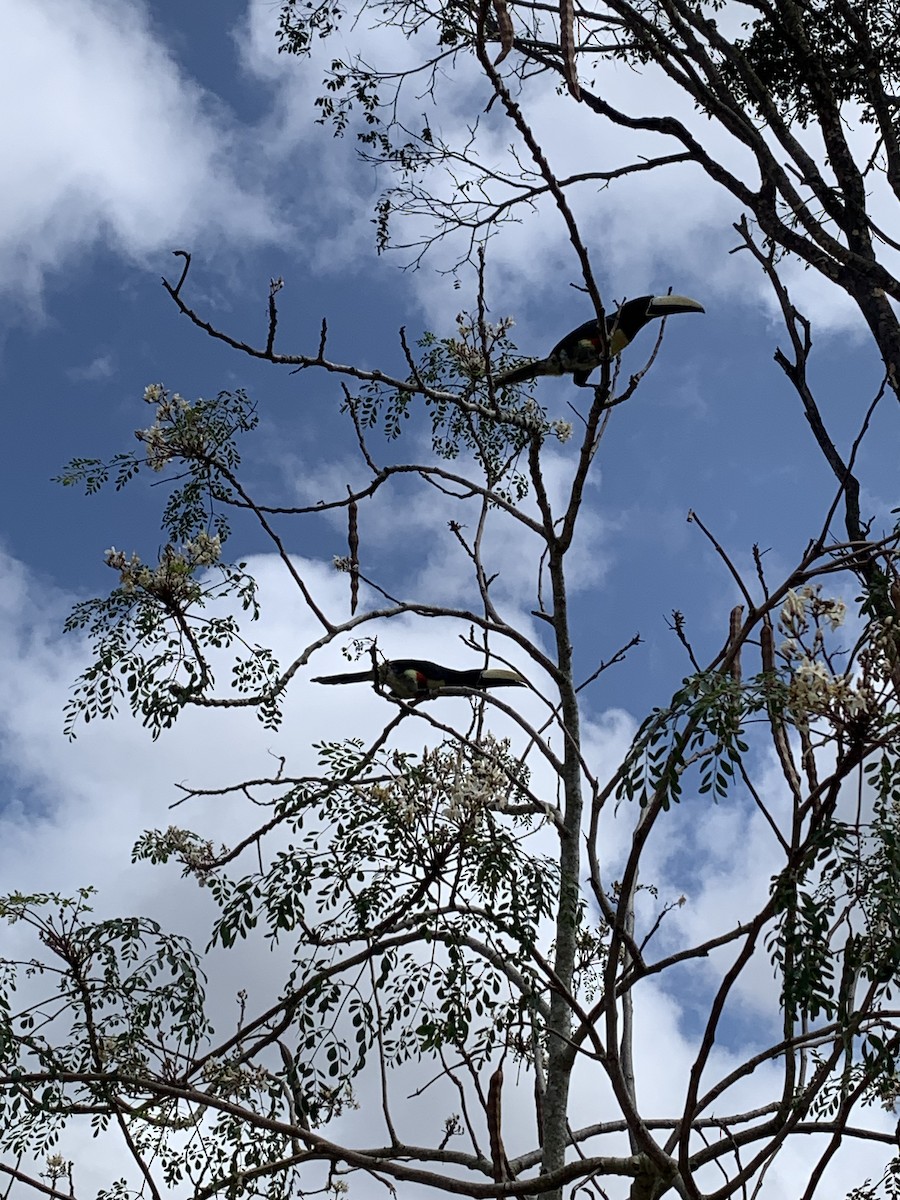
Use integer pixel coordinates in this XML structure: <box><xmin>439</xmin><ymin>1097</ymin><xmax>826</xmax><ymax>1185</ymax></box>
<box><xmin>1</xmin><ymin>0</ymin><xmax>898</xmax><ymax>1193</ymax></box>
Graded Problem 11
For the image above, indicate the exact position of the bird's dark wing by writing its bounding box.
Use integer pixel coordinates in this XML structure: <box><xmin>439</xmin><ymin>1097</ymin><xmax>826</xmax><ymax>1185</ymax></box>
<box><xmin>547</xmin><ymin>318</ymin><xmax>602</xmax><ymax>362</ymax></box>
<box><xmin>388</xmin><ymin>659</ymin><xmax>448</xmax><ymax>680</ymax></box>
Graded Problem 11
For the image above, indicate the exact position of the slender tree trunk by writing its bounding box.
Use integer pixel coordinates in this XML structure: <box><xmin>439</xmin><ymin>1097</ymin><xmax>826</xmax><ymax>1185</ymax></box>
<box><xmin>541</xmin><ymin>547</ymin><xmax>583</xmax><ymax>1191</ymax></box>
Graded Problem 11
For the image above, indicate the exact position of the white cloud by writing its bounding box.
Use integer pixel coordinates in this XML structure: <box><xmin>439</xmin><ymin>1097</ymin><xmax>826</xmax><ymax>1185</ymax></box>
<box><xmin>66</xmin><ymin>352</ymin><xmax>115</xmax><ymax>381</ymax></box>
<box><xmin>0</xmin><ymin>0</ymin><xmax>284</xmax><ymax>310</ymax></box>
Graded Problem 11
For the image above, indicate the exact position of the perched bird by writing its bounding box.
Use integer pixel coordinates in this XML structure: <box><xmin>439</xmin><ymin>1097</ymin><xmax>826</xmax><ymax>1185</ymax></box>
<box><xmin>495</xmin><ymin>294</ymin><xmax>705</xmax><ymax>387</ymax></box>
<box><xmin>312</xmin><ymin>659</ymin><xmax>526</xmax><ymax>700</ymax></box>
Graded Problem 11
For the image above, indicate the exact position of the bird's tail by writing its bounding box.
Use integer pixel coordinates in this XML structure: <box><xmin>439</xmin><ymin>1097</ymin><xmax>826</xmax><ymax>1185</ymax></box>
<box><xmin>312</xmin><ymin>670</ymin><xmax>373</xmax><ymax>685</ymax></box>
<box><xmin>479</xmin><ymin>669</ymin><xmax>527</xmax><ymax>688</ymax></box>
<box><xmin>494</xmin><ymin>359</ymin><xmax>546</xmax><ymax>387</ymax></box>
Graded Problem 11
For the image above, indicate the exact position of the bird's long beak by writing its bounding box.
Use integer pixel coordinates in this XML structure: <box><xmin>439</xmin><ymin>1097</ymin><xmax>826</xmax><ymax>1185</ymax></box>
<box><xmin>647</xmin><ymin>294</ymin><xmax>705</xmax><ymax>316</ymax></box>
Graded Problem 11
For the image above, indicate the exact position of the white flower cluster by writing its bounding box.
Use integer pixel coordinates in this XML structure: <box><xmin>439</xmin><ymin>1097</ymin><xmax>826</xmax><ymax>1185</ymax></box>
<box><xmin>779</xmin><ymin>586</ymin><xmax>846</xmax><ymax>638</ymax></box>
<box><xmin>777</xmin><ymin>586</ymin><xmax>873</xmax><ymax>724</ymax></box>
<box><xmin>370</xmin><ymin>735</ymin><xmax>518</xmax><ymax>826</ymax></box>
<box><xmin>520</xmin><ymin>397</ymin><xmax>545</xmax><ymax>430</ymax></box>
<box><xmin>143</xmin><ymin>382</ymin><xmax>165</xmax><ymax>404</ymax></box>
<box><xmin>159</xmin><ymin>824</ymin><xmax>219</xmax><ymax>875</ymax></box>
<box><xmin>449</xmin><ymin>339</ymin><xmax>487</xmax><ymax>378</ymax></box>
<box><xmin>143</xmin><ymin>382</ymin><xmax>192</xmax><ymax>420</ymax></box>
<box><xmin>448</xmin><ymin>313</ymin><xmax>516</xmax><ymax>380</ymax></box>
<box><xmin>551</xmin><ymin>420</ymin><xmax>574</xmax><ymax>443</ymax></box>
<box><xmin>105</xmin><ymin>548</ymin><xmax>158</xmax><ymax>595</ymax></box>
<box><xmin>136</xmin><ymin>423</ymin><xmax>173</xmax><ymax>472</ymax></box>
<box><xmin>788</xmin><ymin>655</ymin><xmax>875</xmax><ymax>723</ymax></box>
<box><xmin>137</xmin><ymin>384</ymin><xmax>197</xmax><ymax>472</ymax></box>
<box><xmin>444</xmin><ymin>735</ymin><xmax>515</xmax><ymax>821</ymax></box>
<box><xmin>186</xmin><ymin>531</ymin><xmax>223</xmax><ymax>565</ymax></box>
<box><xmin>200</xmin><ymin>1056</ymin><xmax>271</xmax><ymax>1097</ymax></box>
<box><xmin>455</xmin><ymin>312</ymin><xmax>515</xmax><ymax>339</ymax></box>
<box><xmin>105</xmin><ymin>533</ymin><xmax>221</xmax><ymax>600</ymax></box>
<box><xmin>42</xmin><ymin>1155</ymin><xmax>72</xmax><ymax>1182</ymax></box>
<box><xmin>362</xmin><ymin>777</ymin><xmax>420</xmax><ymax>824</ymax></box>
<box><xmin>877</xmin><ymin>1071</ymin><xmax>900</xmax><ymax>1110</ymax></box>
